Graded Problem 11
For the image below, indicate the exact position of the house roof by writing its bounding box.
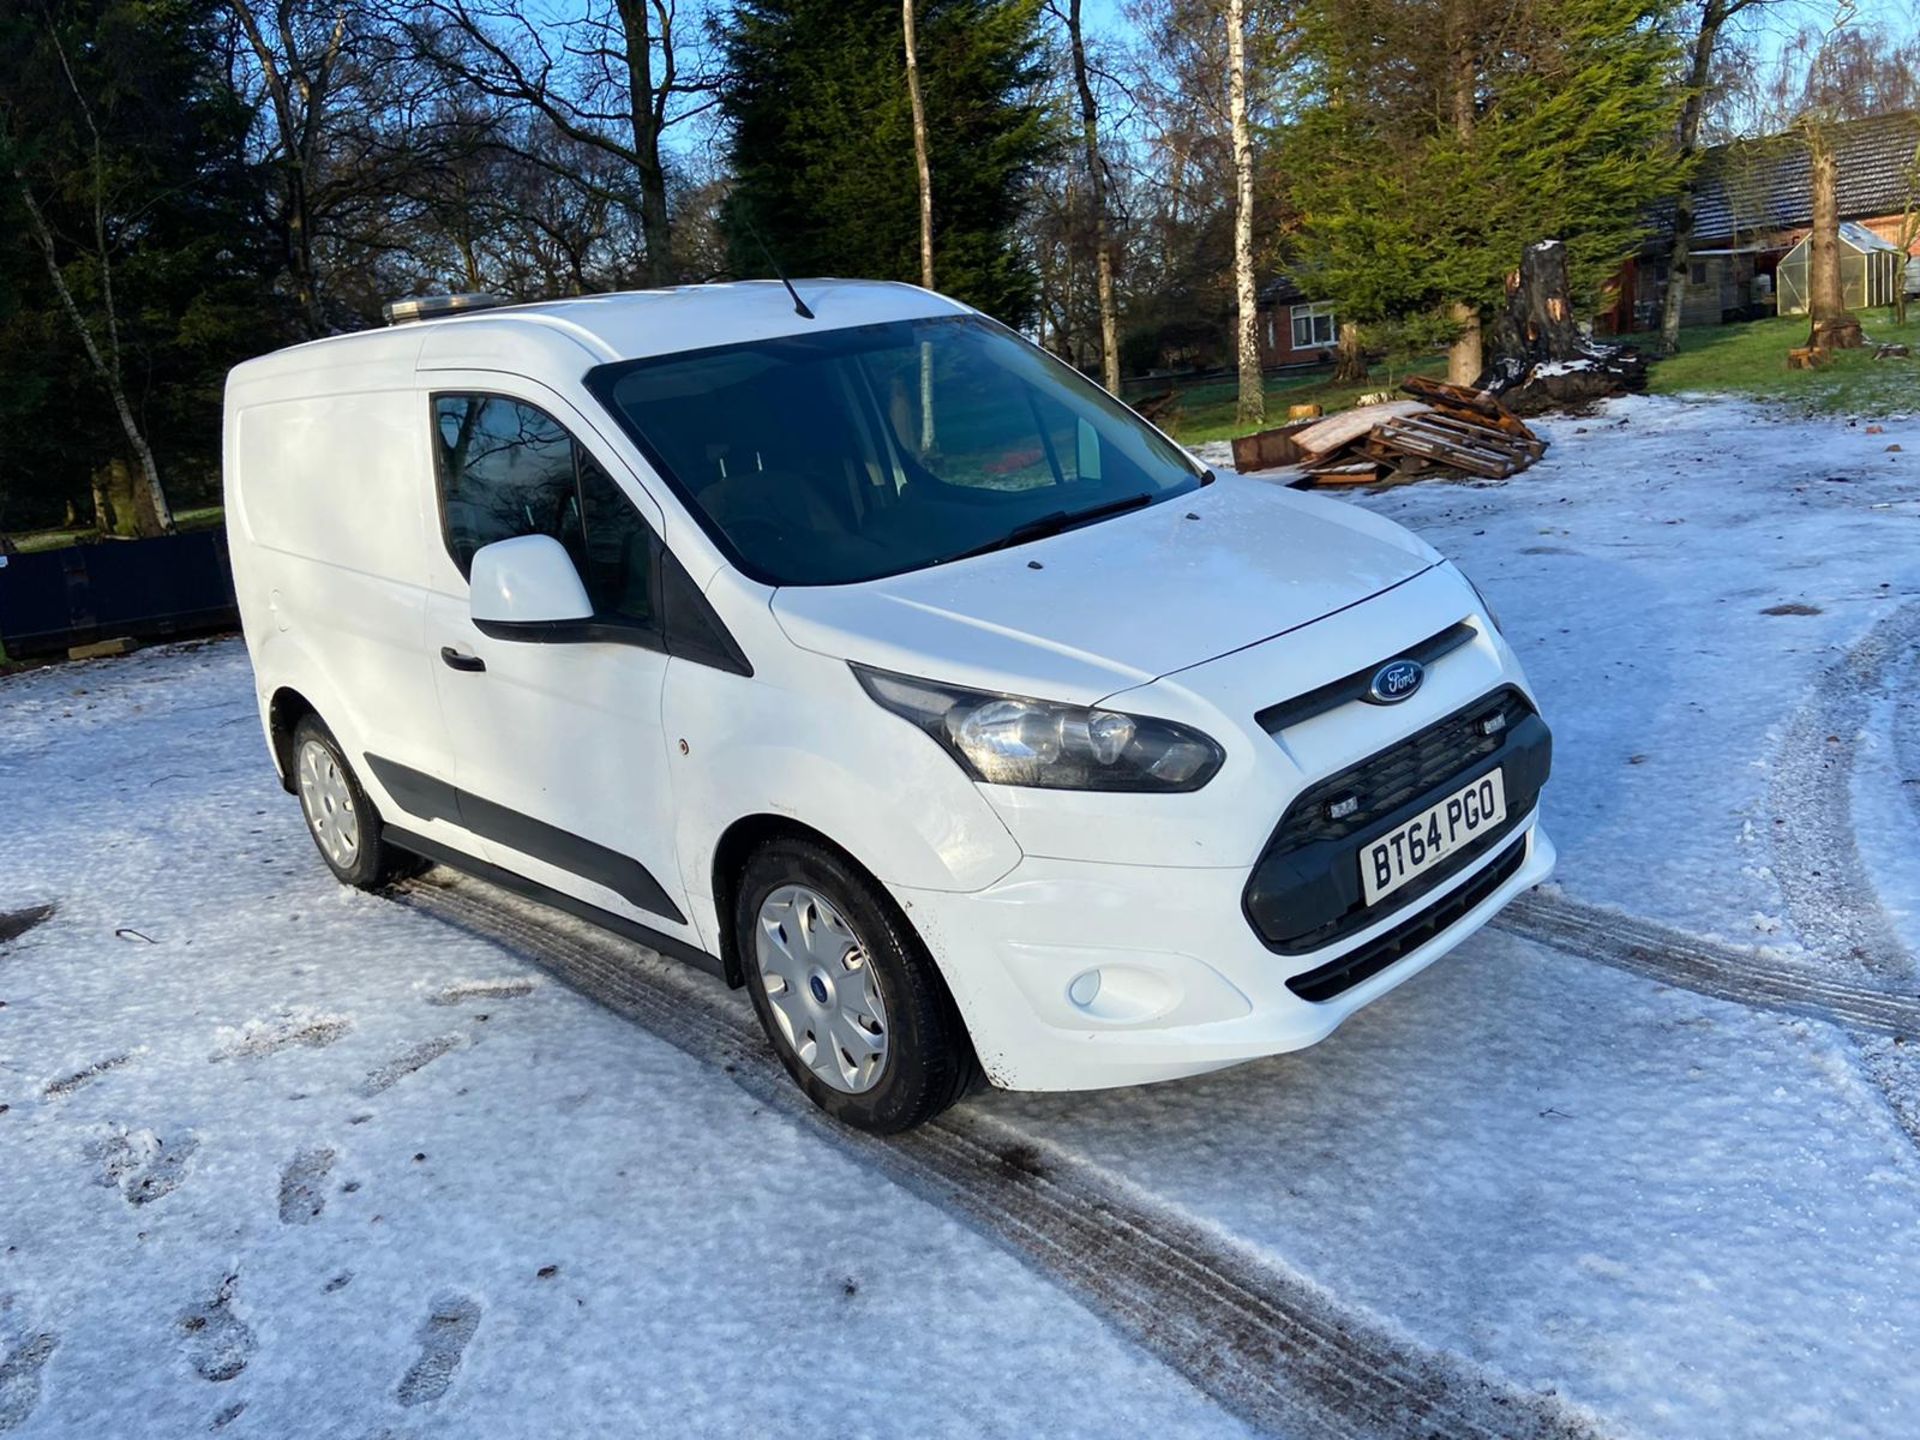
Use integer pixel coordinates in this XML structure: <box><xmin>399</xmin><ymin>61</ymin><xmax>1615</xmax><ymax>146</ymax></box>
<box><xmin>1679</xmin><ymin>111</ymin><xmax>1920</xmax><ymax>246</ymax></box>
<box><xmin>1256</xmin><ymin>272</ymin><xmax>1311</xmax><ymax>307</ymax></box>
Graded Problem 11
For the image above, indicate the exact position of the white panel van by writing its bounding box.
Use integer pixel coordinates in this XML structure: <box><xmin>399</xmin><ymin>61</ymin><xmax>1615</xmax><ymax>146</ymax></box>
<box><xmin>224</xmin><ymin>281</ymin><xmax>1553</xmax><ymax>1133</ymax></box>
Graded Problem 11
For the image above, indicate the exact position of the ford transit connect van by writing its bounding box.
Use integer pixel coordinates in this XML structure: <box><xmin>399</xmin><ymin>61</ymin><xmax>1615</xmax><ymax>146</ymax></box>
<box><xmin>225</xmin><ymin>281</ymin><xmax>1553</xmax><ymax>1133</ymax></box>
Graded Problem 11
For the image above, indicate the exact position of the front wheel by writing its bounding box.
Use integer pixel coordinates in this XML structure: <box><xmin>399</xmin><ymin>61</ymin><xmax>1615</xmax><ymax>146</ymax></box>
<box><xmin>291</xmin><ymin>714</ymin><xmax>421</xmax><ymax>889</ymax></box>
<box><xmin>735</xmin><ymin>838</ymin><xmax>976</xmax><ymax>1134</ymax></box>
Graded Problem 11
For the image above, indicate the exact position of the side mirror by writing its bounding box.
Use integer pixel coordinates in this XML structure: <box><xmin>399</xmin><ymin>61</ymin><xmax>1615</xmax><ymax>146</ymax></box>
<box><xmin>469</xmin><ymin>535</ymin><xmax>592</xmax><ymax>639</ymax></box>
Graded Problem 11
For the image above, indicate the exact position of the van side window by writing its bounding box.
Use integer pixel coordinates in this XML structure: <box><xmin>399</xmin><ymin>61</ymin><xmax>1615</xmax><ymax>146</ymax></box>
<box><xmin>433</xmin><ymin>395</ymin><xmax>584</xmax><ymax>577</ymax></box>
<box><xmin>576</xmin><ymin>448</ymin><xmax>655</xmax><ymax>625</ymax></box>
<box><xmin>432</xmin><ymin>394</ymin><xmax>655</xmax><ymax>627</ymax></box>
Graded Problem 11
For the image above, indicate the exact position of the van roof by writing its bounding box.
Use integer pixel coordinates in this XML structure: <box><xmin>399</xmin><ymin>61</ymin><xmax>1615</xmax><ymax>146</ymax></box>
<box><xmin>231</xmin><ymin>279</ymin><xmax>969</xmax><ymax>388</ymax></box>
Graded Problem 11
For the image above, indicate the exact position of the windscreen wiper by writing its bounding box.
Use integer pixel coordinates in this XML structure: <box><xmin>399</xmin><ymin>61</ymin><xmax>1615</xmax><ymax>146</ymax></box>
<box><xmin>942</xmin><ymin>492</ymin><xmax>1155</xmax><ymax>564</ymax></box>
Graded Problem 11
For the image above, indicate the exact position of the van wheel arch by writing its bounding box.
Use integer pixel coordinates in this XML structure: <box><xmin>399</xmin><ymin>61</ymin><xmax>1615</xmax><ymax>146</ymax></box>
<box><xmin>267</xmin><ymin>687</ymin><xmax>318</xmax><ymax>795</ymax></box>
<box><xmin>710</xmin><ymin>817</ymin><xmax>951</xmax><ymax>998</ymax></box>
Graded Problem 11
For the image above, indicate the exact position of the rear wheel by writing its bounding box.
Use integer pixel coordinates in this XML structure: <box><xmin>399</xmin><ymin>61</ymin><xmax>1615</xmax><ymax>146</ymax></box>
<box><xmin>735</xmin><ymin>838</ymin><xmax>976</xmax><ymax>1134</ymax></box>
<box><xmin>291</xmin><ymin>714</ymin><xmax>420</xmax><ymax>889</ymax></box>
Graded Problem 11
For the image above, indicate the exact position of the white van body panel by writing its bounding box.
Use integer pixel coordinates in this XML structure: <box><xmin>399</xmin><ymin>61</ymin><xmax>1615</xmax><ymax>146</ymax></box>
<box><xmin>769</xmin><ymin>474</ymin><xmax>1440</xmax><ymax>705</ymax></box>
<box><xmin>224</xmin><ymin>281</ymin><xmax>1554</xmax><ymax>1096</ymax></box>
<box><xmin>224</xmin><ymin>331</ymin><xmax>482</xmax><ymax>857</ymax></box>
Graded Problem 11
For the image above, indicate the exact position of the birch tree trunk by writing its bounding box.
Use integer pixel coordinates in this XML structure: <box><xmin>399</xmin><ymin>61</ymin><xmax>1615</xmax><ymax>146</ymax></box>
<box><xmin>1068</xmin><ymin>0</ymin><xmax>1121</xmax><ymax>393</ymax></box>
<box><xmin>12</xmin><ymin>179</ymin><xmax>172</xmax><ymax>536</ymax></box>
<box><xmin>1227</xmin><ymin>0</ymin><xmax>1263</xmax><ymax>427</ymax></box>
<box><xmin>904</xmin><ymin>0</ymin><xmax>937</xmax><ymax>448</ymax></box>
<box><xmin>904</xmin><ymin>0</ymin><xmax>935</xmax><ymax>293</ymax></box>
<box><xmin>1444</xmin><ymin>0</ymin><xmax>1481</xmax><ymax>385</ymax></box>
<box><xmin>1804</xmin><ymin>119</ymin><xmax>1863</xmax><ymax>350</ymax></box>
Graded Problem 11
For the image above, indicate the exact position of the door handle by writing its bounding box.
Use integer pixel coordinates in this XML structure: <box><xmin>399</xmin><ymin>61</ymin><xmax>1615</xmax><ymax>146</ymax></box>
<box><xmin>440</xmin><ymin>646</ymin><xmax>486</xmax><ymax>673</ymax></box>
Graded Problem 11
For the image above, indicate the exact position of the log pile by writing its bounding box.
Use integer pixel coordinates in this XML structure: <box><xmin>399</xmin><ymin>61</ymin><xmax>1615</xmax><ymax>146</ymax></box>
<box><xmin>1240</xmin><ymin>375</ymin><xmax>1546</xmax><ymax>486</ymax></box>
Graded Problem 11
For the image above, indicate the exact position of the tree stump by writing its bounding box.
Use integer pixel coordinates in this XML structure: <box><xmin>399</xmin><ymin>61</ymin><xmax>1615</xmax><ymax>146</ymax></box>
<box><xmin>1480</xmin><ymin>239</ymin><xmax>1647</xmax><ymax>413</ymax></box>
<box><xmin>1333</xmin><ymin>321</ymin><xmax>1368</xmax><ymax>384</ymax></box>
<box><xmin>1810</xmin><ymin>317</ymin><xmax>1865</xmax><ymax>351</ymax></box>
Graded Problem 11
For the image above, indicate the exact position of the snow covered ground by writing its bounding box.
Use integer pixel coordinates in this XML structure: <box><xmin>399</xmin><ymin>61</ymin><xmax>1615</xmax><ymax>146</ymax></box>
<box><xmin>3</xmin><ymin>395</ymin><xmax>1919</xmax><ymax>1437</ymax></box>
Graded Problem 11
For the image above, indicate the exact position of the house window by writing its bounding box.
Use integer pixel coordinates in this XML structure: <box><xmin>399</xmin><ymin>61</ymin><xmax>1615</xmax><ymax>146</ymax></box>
<box><xmin>1690</xmin><ymin>261</ymin><xmax>1707</xmax><ymax>285</ymax></box>
<box><xmin>1290</xmin><ymin>303</ymin><xmax>1335</xmax><ymax>349</ymax></box>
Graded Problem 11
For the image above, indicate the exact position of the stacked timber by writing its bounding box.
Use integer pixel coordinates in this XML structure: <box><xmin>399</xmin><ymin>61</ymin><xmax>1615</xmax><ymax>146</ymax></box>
<box><xmin>1266</xmin><ymin>377</ymin><xmax>1546</xmax><ymax>485</ymax></box>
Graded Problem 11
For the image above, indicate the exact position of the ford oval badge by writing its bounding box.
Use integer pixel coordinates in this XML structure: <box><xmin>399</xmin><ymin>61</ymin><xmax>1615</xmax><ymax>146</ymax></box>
<box><xmin>1368</xmin><ymin>659</ymin><xmax>1424</xmax><ymax>704</ymax></box>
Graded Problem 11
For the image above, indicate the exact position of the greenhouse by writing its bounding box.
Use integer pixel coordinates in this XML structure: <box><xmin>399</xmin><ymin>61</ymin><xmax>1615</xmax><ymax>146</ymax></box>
<box><xmin>1776</xmin><ymin>222</ymin><xmax>1907</xmax><ymax>314</ymax></box>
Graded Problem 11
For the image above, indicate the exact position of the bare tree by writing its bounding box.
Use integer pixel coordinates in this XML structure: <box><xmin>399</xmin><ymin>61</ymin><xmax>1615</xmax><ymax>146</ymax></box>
<box><xmin>1800</xmin><ymin>3</ymin><xmax>1869</xmax><ymax>351</ymax></box>
<box><xmin>402</xmin><ymin>0</ymin><xmax>719</xmax><ymax>286</ymax></box>
<box><xmin>903</xmin><ymin>0</ymin><xmax>935</xmax><ymax>292</ymax></box>
<box><xmin>1802</xmin><ymin>116</ymin><xmax>1865</xmax><ymax>348</ymax></box>
<box><xmin>1894</xmin><ymin>135</ymin><xmax>1920</xmax><ymax>324</ymax></box>
<box><xmin>1444</xmin><ymin>0</ymin><xmax>1480</xmax><ymax>385</ymax></box>
<box><xmin>1114</xmin><ymin>0</ymin><xmax>1240</xmax><ymax>376</ymax></box>
<box><xmin>1660</xmin><ymin>0</ymin><xmax>1775</xmax><ymax>356</ymax></box>
<box><xmin>1060</xmin><ymin>0</ymin><xmax>1121</xmax><ymax>391</ymax></box>
<box><xmin>225</xmin><ymin>1</ymin><xmax>352</xmax><ymax>336</ymax></box>
<box><xmin>903</xmin><ymin>0</ymin><xmax>937</xmax><ymax>448</ymax></box>
<box><xmin>1227</xmin><ymin>0</ymin><xmax>1262</xmax><ymax>426</ymax></box>
<box><xmin>7</xmin><ymin>17</ymin><xmax>172</xmax><ymax>535</ymax></box>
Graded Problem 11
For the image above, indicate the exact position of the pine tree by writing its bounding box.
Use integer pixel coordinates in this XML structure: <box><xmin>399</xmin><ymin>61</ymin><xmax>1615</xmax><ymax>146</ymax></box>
<box><xmin>720</xmin><ymin>0</ymin><xmax>1054</xmax><ymax>324</ymax></box>
<box><xmin>1280</xmin><ymin>0</ymin><xmax>1686</xmax><ymax>378</ymax></box>
<box><xmin>0</xmin><ymin>0</ymin><xmax>277</xmax><ymax>533</ymax></box>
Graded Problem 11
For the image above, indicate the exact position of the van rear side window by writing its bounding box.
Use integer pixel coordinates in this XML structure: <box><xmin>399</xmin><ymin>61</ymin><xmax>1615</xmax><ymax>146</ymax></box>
<box><xmin>431</xmin><ymin>394</ymin><xmax>655</xmax><ymax>626</ymax></box>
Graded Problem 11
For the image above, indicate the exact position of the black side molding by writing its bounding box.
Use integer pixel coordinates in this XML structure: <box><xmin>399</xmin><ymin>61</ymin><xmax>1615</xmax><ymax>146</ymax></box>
<box><xmin>364</xmin><ymin>754</ymin><xmax>687</xmax><ymax>925</ymax></box>
<box><xmin>384</xmin><ymin>825</ymin><xmax>733</xmax><ymax>985</ymax></box>
<box><xmin>1256</xmin><ymin>621</ymin><xmax>1478</xmax><ymax>736</ymax></box>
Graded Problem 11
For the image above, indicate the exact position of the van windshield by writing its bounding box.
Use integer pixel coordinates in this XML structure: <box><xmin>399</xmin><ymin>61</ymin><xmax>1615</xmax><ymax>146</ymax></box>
<box><xmin>585</xmin><ymin>315</ymin><xmax>1205</xmax><ymax>586</ymax></box>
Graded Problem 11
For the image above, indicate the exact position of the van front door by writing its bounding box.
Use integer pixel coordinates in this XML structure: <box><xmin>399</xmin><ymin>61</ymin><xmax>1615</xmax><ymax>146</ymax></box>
<box><xmin>413</xmin><ymin>381</ymin><xmax>697</xmax><ymax>943</ymax></box>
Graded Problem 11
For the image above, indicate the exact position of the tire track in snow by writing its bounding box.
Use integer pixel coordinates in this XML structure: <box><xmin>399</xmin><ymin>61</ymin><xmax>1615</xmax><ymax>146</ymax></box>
<box><xmin>1893</xmin><ymin>644</ymin><xmax>1920</xmax><ymax>826</ymax></box>
<box><xmin>1495</xmin><ymin>891</ymin><xmax>1920</xmax><ymax>1037</ymax></box>
<box><xmin>1767</xmin><ymin>601</ymin><xmax>1920</xmax><ymax>980</ymax></box>
<box><xmin>391</xmin><ymin>874</ymin><xmax>1600</xmax><ymax>1440</ymax></box>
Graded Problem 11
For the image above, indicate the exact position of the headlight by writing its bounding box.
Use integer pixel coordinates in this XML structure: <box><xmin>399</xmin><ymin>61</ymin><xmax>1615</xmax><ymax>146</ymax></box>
<box><xmin>1462</xmin><ymin>570</ymin><xmax>1503</xmax><ymax>633</ymax></box>
<box><xmin>853</xmin><ymin>665</ymin><xmax>1224</xmax><ymax>792</ymax></box>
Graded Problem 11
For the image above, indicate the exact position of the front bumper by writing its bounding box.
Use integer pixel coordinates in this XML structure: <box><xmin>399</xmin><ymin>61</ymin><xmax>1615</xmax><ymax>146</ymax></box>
<box><xmin>894</xmin><ymin>815</ymin><xmax>1555</xmax><ymax>1092</ymax></box>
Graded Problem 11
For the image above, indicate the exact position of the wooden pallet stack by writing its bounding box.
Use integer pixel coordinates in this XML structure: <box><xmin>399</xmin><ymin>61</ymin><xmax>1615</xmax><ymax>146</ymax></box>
<box><xmin>1244</xmin><ymin>377</ymin><xmax>1546</xmax><ymax>486</ymax></box>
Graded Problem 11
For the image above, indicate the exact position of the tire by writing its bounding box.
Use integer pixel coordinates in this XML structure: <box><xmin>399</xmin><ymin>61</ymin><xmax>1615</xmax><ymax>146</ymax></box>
<box><xmin>290</xmin><ymin>714</ymin><xmax>421</xmax><ymax>889</ymax></box>
<box><xmin>735</xmin><ymin>838</ymin><xmax>977</xmax><ymax>1134</ymax></box>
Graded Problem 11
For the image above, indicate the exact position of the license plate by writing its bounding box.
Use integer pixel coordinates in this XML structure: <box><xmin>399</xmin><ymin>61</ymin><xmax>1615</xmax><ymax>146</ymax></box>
<box><xmin>1361</xmin><ymin>769</ymin><xmax>1507</xmax><ymax>906</ymax></box>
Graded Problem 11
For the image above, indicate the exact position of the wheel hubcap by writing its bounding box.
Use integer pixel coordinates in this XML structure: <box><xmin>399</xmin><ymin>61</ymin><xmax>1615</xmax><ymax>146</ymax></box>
<box><xmin>296</xmin><ymin>739</ymin><xmax>360</xmax><ymax>868</ymax></box>
<box><xmin>754</xmin><ymin>885</ymin><xmax>888</xmax><ymax>1094</ymax></box>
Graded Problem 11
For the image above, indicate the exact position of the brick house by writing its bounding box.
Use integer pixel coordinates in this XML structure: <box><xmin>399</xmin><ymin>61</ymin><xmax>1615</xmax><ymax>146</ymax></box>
<box><xmin>1254</xmin><ymin>273</ymin><xmax>1340</xmax><ymax>367</ymax></box>
<box><xmin>1604</xmin><ymin>110</ymin><xmax>1920</xmax><ymax>334</ymax></box>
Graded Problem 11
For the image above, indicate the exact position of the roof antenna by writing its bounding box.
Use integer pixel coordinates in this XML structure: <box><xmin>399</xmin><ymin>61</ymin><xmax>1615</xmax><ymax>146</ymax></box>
<box><xmin>740</xmin><ymin>212</ymin><xmax>815</xmax><ymax>320</ymax></box>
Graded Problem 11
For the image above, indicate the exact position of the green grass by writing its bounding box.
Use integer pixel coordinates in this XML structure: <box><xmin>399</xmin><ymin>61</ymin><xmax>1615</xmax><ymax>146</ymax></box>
<box><xmin>1647</xmin><ymin>312</ymin><xmax>1920</xmax><ymax>414</ymax></box>
<box><xmin>9</xmin><ymin>504</ymin><xmax>224</xmax><ymax>554</ymax></box>
<box><xmin>1154</xmin><ymin>357</ymin><xmax>1450</xmax><ymax>447</ymax></box>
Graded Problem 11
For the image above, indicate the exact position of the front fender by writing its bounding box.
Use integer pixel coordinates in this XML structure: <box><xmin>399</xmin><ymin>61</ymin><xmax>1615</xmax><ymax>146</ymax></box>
<box><xmin>662</xmin><ymin>656</ymin><xmax>1025</xmax><ymax>940</ymax></box>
